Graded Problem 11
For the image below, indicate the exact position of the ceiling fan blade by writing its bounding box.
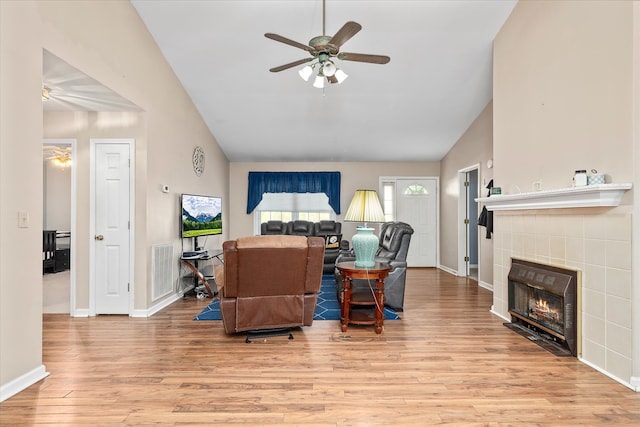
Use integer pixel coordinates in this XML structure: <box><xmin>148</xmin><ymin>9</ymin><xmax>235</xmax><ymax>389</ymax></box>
<box><xmin>329</xmin><ymin>21</ymin><xmax>362</xmax><ymax>48</ymax></box>
<box><xmin>265</xmin><ymin>33</ymin><xmax>312</xmax><ymax>52</ymax></box>
<box><xmin>327</xmin><ymin>75</ymin><xmax>338</xmax><ymax>84</ymax></box>
<box><xmin>337</xmin><ymin>52</ymin><xmax>391</xmax><ymax>64</ymax></box>
<box><xmin>269</xmin><ymin>58</ymin><xmax>313</xmax><ymax>73</ymax></box>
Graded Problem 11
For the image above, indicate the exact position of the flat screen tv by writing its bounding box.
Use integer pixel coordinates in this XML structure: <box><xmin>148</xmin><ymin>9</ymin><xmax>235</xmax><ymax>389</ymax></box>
<box><xmin>180</xmin><ymin>193</ymin><xmax>222</xmax><ymax>238</ymax></box>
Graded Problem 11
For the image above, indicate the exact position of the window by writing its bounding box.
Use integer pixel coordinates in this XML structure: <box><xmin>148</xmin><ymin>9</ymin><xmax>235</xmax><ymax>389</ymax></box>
<box><xmin>403</xmin><ymin>184</ymin><xmax>429</xmax><ymax>195</ymax></box>
<box><xmin>382</xmin><ymin>181</ymin><xmax>395</xmax><ymax>222</ymax></box>
<box><xmin>254</xmin><ymin>192</ymin><xmax>335</xmax><ymax>234</ymax></box>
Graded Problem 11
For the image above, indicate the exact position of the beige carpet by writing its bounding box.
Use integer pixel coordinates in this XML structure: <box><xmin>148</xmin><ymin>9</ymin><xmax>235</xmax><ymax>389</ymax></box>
<box><xmin>43</xmin><ymin>270</ymin><xmax>70</xmax><ymax>313</ymax></box>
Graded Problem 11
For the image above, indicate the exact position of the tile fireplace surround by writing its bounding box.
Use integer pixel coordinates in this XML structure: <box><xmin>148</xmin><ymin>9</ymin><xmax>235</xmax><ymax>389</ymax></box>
<box><xmin>492</xmin><ymin>208</ymin><xmax>633</xmax><ymax>388</ymax></box>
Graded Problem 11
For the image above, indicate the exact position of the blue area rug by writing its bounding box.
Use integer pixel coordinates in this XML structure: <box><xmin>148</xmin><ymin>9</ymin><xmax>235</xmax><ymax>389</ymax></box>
<box><xmin>194</xmin><ymin>275</ymin><xmax>400</xmax><ymax>321</ymax></box>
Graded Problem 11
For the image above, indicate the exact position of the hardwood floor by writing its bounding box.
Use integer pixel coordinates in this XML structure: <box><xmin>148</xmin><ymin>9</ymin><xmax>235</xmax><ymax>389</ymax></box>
<box><xmin>2</xmin><ymin>268</ymin><xmax>639</xmax><ymax>426</ymax></box>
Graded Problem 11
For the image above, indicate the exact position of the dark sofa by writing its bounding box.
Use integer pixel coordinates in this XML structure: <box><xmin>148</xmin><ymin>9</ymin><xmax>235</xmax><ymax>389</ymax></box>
<box><xmin>260</xmin><ymin>220</ymin><xmax>348</xmax><ymax>274</ymax></box>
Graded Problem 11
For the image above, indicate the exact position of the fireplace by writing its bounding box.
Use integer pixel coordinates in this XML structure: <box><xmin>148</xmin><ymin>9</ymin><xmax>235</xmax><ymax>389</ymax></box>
<box><xmin>507</xmin><ymin>258</ymin><xmax>579</xmax><ymax>356</ymax></box>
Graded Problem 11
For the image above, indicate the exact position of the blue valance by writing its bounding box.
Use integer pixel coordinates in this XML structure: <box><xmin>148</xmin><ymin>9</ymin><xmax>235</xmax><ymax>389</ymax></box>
<box><xmin>247</xmin><ymin>171</ymin><xmax>341</xmax><ymax>214</ymax></box>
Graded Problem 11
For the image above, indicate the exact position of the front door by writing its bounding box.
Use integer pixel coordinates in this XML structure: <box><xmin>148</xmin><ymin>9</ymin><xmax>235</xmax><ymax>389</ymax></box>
<box><xmin>395</xmin><ymin>178</ymin><xmax>438</xmax><ymax>267</ymax></box>
<box><xmin>93</xmin><ymin>140</ymin><xmax>132</xmax><ymax>314</ymax></box>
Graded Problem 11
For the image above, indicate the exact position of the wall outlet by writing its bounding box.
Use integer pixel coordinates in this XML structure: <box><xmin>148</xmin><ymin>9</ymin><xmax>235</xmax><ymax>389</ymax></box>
<box><xmin>533</xmin><ymin>181</ymin><xmax>542</xmax><ymax>192</ymax></box>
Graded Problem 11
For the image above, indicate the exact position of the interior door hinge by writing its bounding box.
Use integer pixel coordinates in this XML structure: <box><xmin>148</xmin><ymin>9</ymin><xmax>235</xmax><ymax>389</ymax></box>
<box><xmin>128</xmin><ymin>283</ymin><xmax>130</xmax><ymax>292</ymax></box>
<box><xmin>464</xmin><ymin>181</ymin><xmax>470</xmax><ymax>187</ymax></box>
<box><xmin>464</xmin><ymin>256</ymin><xmax>470</xmax><ymax>262</ymax></box>
<box><xmin>464</xmin><ymin>218</ymin><xmax>470</xmax><ymax>224</ymax></box>
<box><xmin>128</xmin><ymin>221</ymin><xmax>130</xmax><ymax>230</ymax></box>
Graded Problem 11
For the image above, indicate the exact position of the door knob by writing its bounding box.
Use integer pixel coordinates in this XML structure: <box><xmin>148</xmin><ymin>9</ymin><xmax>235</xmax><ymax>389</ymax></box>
<box><xmin>95</xmin><ymin>234</ymin><xmax>104</xmax><ymax>241</ymax></box>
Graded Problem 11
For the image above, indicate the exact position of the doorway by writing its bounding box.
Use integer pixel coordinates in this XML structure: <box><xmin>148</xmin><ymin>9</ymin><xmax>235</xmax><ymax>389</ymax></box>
<box><xmin>457</xmin><ymin>165</ymin><xmax>480</xmax><ymax>280</ymax></box>
<box><xmin>90</xmin><ymin>139</ymin><xmax>134</xmax><ymax>315</ymax></box>
<box><xmin>385</xmin><ymin>177</ymin><xmax>439</xmax><ymax>267</ymax></box>
<box><xmin>42</xmin><ymin>139</ymin><xmax>76</xmax><ymax>314</ymax></box>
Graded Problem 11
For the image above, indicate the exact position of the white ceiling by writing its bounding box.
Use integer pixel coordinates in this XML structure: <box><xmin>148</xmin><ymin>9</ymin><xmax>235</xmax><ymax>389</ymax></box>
<box><xmin>44</xmin><ymin>1</ymin><xmax>517</xmax><ymax>163</ymax></box>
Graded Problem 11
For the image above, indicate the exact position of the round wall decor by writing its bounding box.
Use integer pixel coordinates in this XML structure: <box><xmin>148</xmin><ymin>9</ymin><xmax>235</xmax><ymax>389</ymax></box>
<box><xmin>192</xmin><ymin>146</ymin><xmax>205</xmax><ymax>176</ymax></box>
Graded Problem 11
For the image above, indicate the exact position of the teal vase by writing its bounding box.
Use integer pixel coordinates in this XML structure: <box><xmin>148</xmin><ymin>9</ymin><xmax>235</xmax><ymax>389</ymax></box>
<box><xmin>352</xmin><ymin>227</ymin><xmax>378</xmax><ymax>268</ymax></box>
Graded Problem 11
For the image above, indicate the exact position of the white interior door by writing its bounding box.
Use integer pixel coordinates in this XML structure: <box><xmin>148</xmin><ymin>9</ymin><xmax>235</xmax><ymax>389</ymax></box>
<box><xmin>93</xmin><ymin>140</ymin><xmax>131</xmax><ymax>314</ymax></box>
<box><xmin>395</xmin><ymin>178</ymin><xmax>437</xmax><ymax>267</ymax></box>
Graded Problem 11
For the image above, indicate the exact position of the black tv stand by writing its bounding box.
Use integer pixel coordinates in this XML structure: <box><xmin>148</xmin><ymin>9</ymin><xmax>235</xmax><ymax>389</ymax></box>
<box><xmin>179</xmin><ymin>249</ymin><xmax>223</xmax><ymax>298</ymax></box>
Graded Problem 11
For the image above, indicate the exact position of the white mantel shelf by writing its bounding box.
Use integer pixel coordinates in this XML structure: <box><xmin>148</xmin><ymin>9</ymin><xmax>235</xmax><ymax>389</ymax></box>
<box><xmin>475</xmin><ymin>183</ymin><xmax>632</xmax><ymax>211</ymax></box>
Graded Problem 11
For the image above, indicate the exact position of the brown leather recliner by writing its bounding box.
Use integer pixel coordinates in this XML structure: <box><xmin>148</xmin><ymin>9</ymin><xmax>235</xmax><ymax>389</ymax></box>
<box><xmin>218</xmin><ymin>235</ymin><xmax>324</xmax><ymax>334</ymax></box>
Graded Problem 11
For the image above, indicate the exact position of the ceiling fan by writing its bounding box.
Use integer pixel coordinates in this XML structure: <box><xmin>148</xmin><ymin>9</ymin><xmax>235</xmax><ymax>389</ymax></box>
<box><xmin>265</xmin><ymin>0</ymin><xmax>390</xmax><ymax>88</ymax></box>
<box><xmin>43</xmin><ymin>145</ymin><xmax>72</xmax><ymax>167</ymax></box>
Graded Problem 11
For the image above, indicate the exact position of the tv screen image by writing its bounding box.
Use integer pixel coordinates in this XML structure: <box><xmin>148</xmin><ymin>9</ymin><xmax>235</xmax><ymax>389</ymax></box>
<box><xmin>181</xmin><ymin>194</ymin><xmax>222</xmax><ymax>238</ymax></box>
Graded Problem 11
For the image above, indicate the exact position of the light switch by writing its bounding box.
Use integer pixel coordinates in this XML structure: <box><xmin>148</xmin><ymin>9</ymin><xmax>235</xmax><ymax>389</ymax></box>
<box><xmin>18</xmin><ymin>211</ymin><xmax>29</xmax><ymax>228</ymax></box>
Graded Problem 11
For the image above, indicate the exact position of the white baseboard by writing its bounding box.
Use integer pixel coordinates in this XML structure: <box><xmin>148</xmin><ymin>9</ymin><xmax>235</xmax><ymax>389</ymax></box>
<box><xmin>437</xmin><ymin>265</ymin><xmax>493</xmax><ymax>292</ymax></box>
<box><xmin>490</xmin><ymin>306</ymin><xmax>510</xmax><ymax>322</ymax></box>
<box><xmin>130</xmin><ymin>292</ymin><xmax>183</xmax><ymax>318</ymax></box>
<box><xmin>438</xmin><ymin>265</ymin><xmax>458</xmax><ymax>276</ymax></box>
<box><xmin>71</xmin><ymin>308</ymin><xmax>90</xmax><ymax>317</ymax></box>
<box><xmin>579</xmin><ymin>358</ymin><xmax>638</xmax><ymax>392</ymax></box>
<box><xmin>0</xmin><ymin>365</ymin><xmax>49</xmax><ymax>402</ymax></box>
<box><xmin>478</xmin><ymin>280</ymin><xmax>493</xmax><ymax>291</ymax></box>
<box><xmin>70</xmin><ymin>294</ymin><xmax>182</xmax><ymax>318</ymax></box>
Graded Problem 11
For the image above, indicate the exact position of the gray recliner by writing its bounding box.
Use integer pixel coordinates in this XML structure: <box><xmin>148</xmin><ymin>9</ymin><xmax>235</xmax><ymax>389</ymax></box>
<box><xmin>335</xmin><ymin>222</ymin><xmax>414</xmax><ymax>311</ymax></box>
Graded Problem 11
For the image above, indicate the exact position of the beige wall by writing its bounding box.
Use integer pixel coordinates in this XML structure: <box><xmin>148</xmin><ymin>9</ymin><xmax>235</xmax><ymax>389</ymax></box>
<box><xmin>0</xmin><ymin>0</ymin><xmax>46</xmax><ymax>399</ymax></box>
<box><xmin>494</xmin><ymin>0</ymin><xmax>634</xmax><ymax>193</ymax></box>
<box><xmin>229</xmin><ymin>162</ymin><xmax>440</xmax><ymax>242</ymax></box>
<box><xmin>440</xmin><ymin>102</ymin><xmax>494</xmax><ymax>285</ymax></box>
<box><xmin>493</xmin><ymin>0</ymin><xmax>638</xmax><ymax>388</ymax></box>
<box><xmin>1</xmin><ymin>1</ymin><xmax>228</xmax><ymax>398</ymax></box>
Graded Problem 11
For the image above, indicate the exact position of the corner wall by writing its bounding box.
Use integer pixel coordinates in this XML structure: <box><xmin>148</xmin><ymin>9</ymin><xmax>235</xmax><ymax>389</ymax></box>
<box><xmin>1</xmin><ymin>1</ymin><xmax>228</xmax><ymax>400</ymax></box>
<box><xmin>493</xmin><ymin>0</ymin><xmax>637</xmax><ymax>388</ymax></box>
<box><xmin>440</xmin><ymin>101</ymin><xmax>494</xmax><ymax>285</ymax></box>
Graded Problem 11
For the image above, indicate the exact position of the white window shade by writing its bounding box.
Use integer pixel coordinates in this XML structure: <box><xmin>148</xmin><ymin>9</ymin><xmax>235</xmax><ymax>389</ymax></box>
<box><xmin>256</xmin><ymin>192</ymin><xmax>332</xmax><ymax>212</ymax></box>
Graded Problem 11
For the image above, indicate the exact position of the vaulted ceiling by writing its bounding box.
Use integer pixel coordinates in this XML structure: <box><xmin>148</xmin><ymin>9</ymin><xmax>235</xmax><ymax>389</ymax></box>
<box><xmin>43</xmin><ymin>1</ymin><xmax>518</xmax><ymax>163</ymax></box>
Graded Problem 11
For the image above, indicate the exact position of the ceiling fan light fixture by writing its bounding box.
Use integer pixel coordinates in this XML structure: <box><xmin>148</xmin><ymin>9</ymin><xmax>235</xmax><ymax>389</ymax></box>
<box><xmin>334</xmin><ymin>69</ymin><xmax>349</xmax><ymax>84</ymax></box>
<box><xmin>313</xmin><ymin>74</ymin><xmax>325</xmax><ymax>89</ymax></box>
<box><xmin>322</xmin><ymin>60</ymin><xmax>337</xmax><ymax>77</ymax></box>
<box><xmin>298</xmin><ymin>65</ymin><xmax>313</xmax><ymax>81</ymax></box>
<box><xmin>52</xmin><ymin>156</ymin><xmax>72</xmax><ymax>168</ymax></box>
<box><xmin>265</xmin><ymin>0</ymin><xmax>389</xmax><ymax>88</ymax></box>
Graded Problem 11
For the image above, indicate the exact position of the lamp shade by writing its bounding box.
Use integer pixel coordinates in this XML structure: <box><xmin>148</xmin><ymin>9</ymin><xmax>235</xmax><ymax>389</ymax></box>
<box><xmin>334</xmin><ymin>69</ymin><xmax>348</xmax><ymax>84</ymax></box>
<box><xmin>298</xmin><ymin>65</ymin><xmax>313</xmax><ymax>81</ymax></box>
<box><xmin>344</xmin><ymin>190</ymin><xmax>386</xmax><ymax>268</ymax></box>
<box><xmin>344</xmin><ymin>190</ymin><xmax>385</xmax><ymax>225</ymax></box>
<box><xmin>322</xmin><ymin>61</ymin><xmax>337</xmax><ymax>77</ymax></box>
<box><xmin>312</xmin><ymin>74</ymin><xmax>325</xmax><ymax>89</ymax></box>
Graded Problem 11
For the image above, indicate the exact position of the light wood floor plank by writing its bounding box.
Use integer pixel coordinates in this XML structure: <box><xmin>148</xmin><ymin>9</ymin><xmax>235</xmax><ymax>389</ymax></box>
<box><xmin>1</xmin><ymin>268</ymin><xmax>639</xmax><ymax>426</ymax></box>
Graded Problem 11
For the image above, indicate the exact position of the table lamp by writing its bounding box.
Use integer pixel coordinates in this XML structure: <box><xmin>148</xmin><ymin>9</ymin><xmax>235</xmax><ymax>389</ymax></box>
<box><xmin>344</xmin><ymin>189</ymin><xmax>386</xmax><ymax>268</ymax></box>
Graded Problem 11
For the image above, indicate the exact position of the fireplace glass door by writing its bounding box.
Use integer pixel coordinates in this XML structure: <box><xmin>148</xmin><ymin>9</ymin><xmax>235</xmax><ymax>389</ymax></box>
<box><xmin>511</xmin><ymin>282</ymin><xmax>565</xmax><ymax>335</ymax></box>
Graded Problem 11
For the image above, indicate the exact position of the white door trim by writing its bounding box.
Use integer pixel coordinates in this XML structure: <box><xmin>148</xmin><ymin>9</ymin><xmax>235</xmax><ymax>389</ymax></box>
<box><xmin>457</xmin><ymin>164</ymin><xmax>480</xmax><ymax>278</ymax></box>
<box><xmin>89</xmin><ymin>138</ymin><xmax>135</xmax><ymax>316</ymax></box>
<box><xmin>43</xmin><ymin>138</ymin><xmax>77</xmax><ymax>316</ymax></box>
<box><xmin>379</xmin><ymin>176</ymin><xmax>440</xmax><ymax>267</ymax></box>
